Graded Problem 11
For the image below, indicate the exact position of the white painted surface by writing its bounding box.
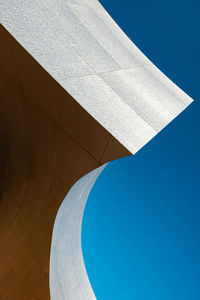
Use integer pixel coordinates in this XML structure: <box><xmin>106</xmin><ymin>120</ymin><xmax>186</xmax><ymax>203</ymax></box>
<box><xmin>50</xmin><ymin>165</ymin><xmax>106</xmax><ymax>300</ymax></box>
<box><xmin>0</xmin><ymin>0</ymin><xmax>193</xmax><ymax>154</ymax></box>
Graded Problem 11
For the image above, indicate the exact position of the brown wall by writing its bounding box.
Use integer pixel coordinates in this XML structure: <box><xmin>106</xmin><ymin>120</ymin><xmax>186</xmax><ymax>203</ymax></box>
<box><xmin>0</xmin><ymin>25</ymin><xmax>130</xmax><ymax>300</ymax></box>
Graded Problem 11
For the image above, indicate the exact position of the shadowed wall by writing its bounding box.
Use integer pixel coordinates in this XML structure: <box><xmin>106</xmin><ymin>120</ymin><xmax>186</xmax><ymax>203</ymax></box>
<box><xmin>0</xmin><ymin>25</ymin><xmax>130</xmax><ymax>300</ymax></box>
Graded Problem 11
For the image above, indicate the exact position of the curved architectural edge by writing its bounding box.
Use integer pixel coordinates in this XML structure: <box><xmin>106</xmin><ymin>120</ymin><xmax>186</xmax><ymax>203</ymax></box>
<box><xmin>0</xmin><ymin>0</ymin><xmax>193</xmax><ymax>155</ymax></box>
<box><xmin>50</xmin><ymin>165</ymin><xmax>106</xmax><ymax>300</ymax></box>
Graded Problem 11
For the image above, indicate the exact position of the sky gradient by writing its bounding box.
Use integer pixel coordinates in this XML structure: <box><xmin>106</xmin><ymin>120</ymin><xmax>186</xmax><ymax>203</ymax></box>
<box><xmin>82</xmin><ymin>1</ymin><xmax>200</xmax><ymax>299</ymax></box>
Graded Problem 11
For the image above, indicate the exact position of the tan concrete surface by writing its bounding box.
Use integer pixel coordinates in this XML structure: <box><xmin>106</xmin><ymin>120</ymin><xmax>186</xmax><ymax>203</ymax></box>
<box><xmin>0</xmin><ymin>25</ymin><xmax>130</xmax><ymax>300</ymax></box>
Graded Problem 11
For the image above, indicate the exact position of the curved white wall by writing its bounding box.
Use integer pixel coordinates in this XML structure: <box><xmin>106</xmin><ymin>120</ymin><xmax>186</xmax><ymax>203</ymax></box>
<box><xmin>50</xmin><ymin>165</ymin><xmax>106</xmax><ymax>300</ymax></box>
<box><xmin>0</xmin><ymin>0</ymin><xmax>193</xmax><ymax>155</ymax></box>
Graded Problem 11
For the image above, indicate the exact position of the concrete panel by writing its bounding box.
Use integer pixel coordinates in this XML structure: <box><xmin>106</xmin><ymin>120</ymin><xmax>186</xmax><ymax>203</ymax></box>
<box><xmin>0</xmin><ymin>0</ymin><xmax>193</xmax><ymax>154</ymax></box>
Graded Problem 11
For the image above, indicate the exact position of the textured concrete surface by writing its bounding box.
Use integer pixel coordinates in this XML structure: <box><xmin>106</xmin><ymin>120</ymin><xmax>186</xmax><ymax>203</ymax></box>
<box><xmin>0</xmin><ymin>0</ymin><xmax>193</xmax><ymax>299</ymax></box>
<box><xmin>50</xmin><ymin>165</ymin><xmax>107</xmax><ymax>300</ymax></box>
<box><xmin>0</xmin><ymin>0</ymin><xmax>193</xmax><ymax>154</ymax></box>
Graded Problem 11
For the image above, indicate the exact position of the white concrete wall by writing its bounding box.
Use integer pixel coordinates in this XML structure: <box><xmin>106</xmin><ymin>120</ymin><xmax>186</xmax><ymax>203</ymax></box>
<box><xmin>50</xmin><ymin>165</ymin><xmax>106</xmax><ymax>300</ymax></box>
<box><xmin>0</xmin><ymin>0</ymin><xmax>193</xmax><ymax>155</ymax></box>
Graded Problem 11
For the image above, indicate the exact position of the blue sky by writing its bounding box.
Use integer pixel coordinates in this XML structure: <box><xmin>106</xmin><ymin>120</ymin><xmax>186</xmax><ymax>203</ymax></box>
<box><xmin>82</xmin><ymin>0</ymin><xmax>200</xmax><ymax>299</ymax></box>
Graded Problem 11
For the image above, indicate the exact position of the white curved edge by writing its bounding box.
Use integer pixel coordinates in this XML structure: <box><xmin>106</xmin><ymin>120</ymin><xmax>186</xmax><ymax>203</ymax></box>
<box><xmin>50</xmin><ymin>164</ymin><xmax>107</xmax><ymax>300</ymax></box>
<box><xmin>0</xmin><ymin>0</ymin><xmax>194</xmax><ymax>155</ymax></box>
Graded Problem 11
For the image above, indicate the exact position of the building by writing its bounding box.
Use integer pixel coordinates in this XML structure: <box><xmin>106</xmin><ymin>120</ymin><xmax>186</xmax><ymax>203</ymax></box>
<box><xmin>0</xmin><ymin>0</ymin><xmax>192</xmax><ymax>299</ymax></box>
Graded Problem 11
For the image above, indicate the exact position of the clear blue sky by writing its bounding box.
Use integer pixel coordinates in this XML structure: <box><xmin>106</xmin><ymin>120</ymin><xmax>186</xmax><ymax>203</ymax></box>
<box><xmin>82</xmin><ymin>1</ymin><xmax>200</xmax><ymax>299</ymax></box>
